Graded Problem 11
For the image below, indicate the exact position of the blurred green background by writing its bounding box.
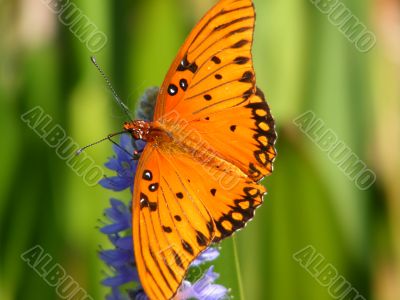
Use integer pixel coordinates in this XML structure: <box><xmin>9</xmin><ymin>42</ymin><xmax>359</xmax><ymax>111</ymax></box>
<box><xmin>0</xmin><ymin>0</ymin><xmax>399</xmax><ymax>299</ymax></box>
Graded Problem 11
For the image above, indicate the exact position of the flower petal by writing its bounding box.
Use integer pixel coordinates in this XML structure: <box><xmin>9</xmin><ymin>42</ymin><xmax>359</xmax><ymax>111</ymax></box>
<box><xmin>115</xmin><ymin>236</ymin><xmax>133</xmax><ymax>250</ymax></box>
<box><xmin>104</xmin><ymin>157</ymin><xmax>121</xmax><ymax>171</ymax></box>
<box><xmin>192</xmin><ymin>247</ymin><xmax>220</xmax><ymax>267</ymax></box>
<box><xmin>99</xmin><ymin>176</ymin><xmax>132</xmax><ymax>191</ymax></box>
<box><xmin>100</xmin><ymin>249</ymin><xmax>132</xmax><ymax>267</ymax></box>
<box><xmin>177</xmin><ymin>266</ymin><xmax>229</xmax><ymax>300</ymax></box>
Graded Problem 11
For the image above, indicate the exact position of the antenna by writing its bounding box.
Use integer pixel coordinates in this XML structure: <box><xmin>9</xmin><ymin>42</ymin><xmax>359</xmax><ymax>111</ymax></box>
<box><xmin>76</xmin><ymin>131</ymin><xmax>126</xmax><ymax>155</ymax></box>
<box><xmin>90</xmin><ymin>56</ymin><xmax>133</xmax><ymax>121</ymax></box>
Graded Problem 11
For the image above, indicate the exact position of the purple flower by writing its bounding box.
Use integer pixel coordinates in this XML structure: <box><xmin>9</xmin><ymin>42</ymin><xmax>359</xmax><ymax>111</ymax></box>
<box><xmin>98</xmin><ymin>88</ymin><xmax>229</xmax><ymax>300</ymax></box>
<box><xmin>192</xmin><ymin>248</ymin><xmax>220</xmax><ymax>267</ymax></box>
<box><xmin>99</xmin><ymin>199</ymin><xmax>138</xmax><ymax>298</ymax></box>
<box><xmin>100</xmin><ymin>199</ymin><xmax>131</xmax><ymax>235</ymax></box>
<box><xmin>99</xmin><ymin>134</ymin><xmax>141</xmax><ymax>192</ymax></box>
<box><xmin>177</xmin><ymin>267</ymin><xmax>229</xmax><ymax>300</ymax></box>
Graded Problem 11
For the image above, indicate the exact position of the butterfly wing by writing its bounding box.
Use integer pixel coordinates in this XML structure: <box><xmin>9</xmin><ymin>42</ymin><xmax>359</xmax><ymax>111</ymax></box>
<box><xmin>133</xmin><ymin>145</ymin><xmax>266</xmax><ymax>299</ymax></box>
<box><xmin>153</xmin><ymin>0</ymin><xmax>276</xmax><ymax>181</ymax></box>
<box><xmin>154</xmin><ymin>0</ymin><xmax>257</xmax><ymax>120</ymax></box>
<box><xmin>133</xmin><ymin>146</ymin><xmax>215</xmax><ymax>300</ymax></box>
<box><xmin>134</xmin><ymin>0</ymin><xmax>276</xmax><ymax>298</ymax></box>
<box><xmin>188</xmin><ymin>88</ymin><xmax>276</xmax><ymax>181</ymax></box>
<box><xmin>160</xmin><ymin>152</ymin><xmax>266</xmax><ymax>243</ymax></box>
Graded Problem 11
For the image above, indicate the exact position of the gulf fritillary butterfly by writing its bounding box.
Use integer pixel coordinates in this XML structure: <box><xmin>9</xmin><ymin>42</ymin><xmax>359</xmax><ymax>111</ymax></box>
<box><xmin>123</xmin><ymin>0</ymin><xmax>276</xmax><ymax>299</ymax></box>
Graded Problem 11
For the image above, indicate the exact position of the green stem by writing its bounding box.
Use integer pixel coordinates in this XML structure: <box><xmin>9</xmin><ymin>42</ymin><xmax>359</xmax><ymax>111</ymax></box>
<box><xmin>232</xmin><ymin>235</ymin><xmax>245</xmax><ymax>300</ymax></box>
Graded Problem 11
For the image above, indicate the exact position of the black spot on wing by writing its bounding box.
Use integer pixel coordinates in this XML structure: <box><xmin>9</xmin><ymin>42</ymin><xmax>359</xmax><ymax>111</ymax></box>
<box><xmin>239</xmin><ymin>71</ymin><xmax>254</xmax><ymax>83</ymax></box>
<box><xmin>168</xmin><ymin>84</ymin><xmax>178</xmax><ymax>96</ymax></box>
<box><xmin>212</xmin><ymin>56</ymin><xmax>221</xmax><ymax>64</ymax></box>
<box><xmin>177</xmin><ymin>54</ymin><xmax>198</xmax><ymax>73</ymax></box>
<box><xmin>149</xmin><ymin>183</ymin><xmax>159</xmax><ymax>192</ymax></box>
<box><xmin>243</xmin><ymin>88</ymin><xmax>254</xmax><ymax>100</ymax></box>
<box><xmin>143</xmin><ymin>170</ymin><xmax>153</xmax><ymax>181</ymax></box>
<box><xmin>140</xmin><ymin>193</ymin><xmax>157</xmax><ymax>212</ymax></box>
<box><xmin>234</xmin><ymin>56</ymin><xmax>250</xmax><ymax>65</ymax></box>
<box><xmin>162</xmin><ymin>226</ymin><xmax>172</xmax><ymax>233</ymax></box>
<box><xmin>248</xmin><ymin>163</ymin><xmax>262</xmax><ymax>181</ymax></box>
<box><xmin>196</xmin><ymin>231</ymin><xmax>208</xmax><ymax>247</ymax></box>
<box><xmin>210</xmin><ymin>189</ymin><xmax>217</xmax><ymax>196</ymax></box>
<box><xmin>181</xmin><ymin>240</ymin><xmax>194</xmax><ymax>255</ymax></box>
<box><xmin>232</xmin><ymin>39</ymin><xmax>249</xmax><ymax>49</ymax></box>
<box><xmin>179</xmin><ymin>79</ymin><xmax>188</xmax><ymax>91</ymax></box>
<box><xmin>207</xmin><ymin>221</ymin><xmax>214</xmax><ymax>236</ymax></box>
<box><xmin>172</xmin><ymin>250</ymin><xmax>184</xmax><ymax>269</ymax></box>
<box><xmin>204</xmin><ymin>95</ymin><xmax>212</xmax><ymax>101</ymax></box>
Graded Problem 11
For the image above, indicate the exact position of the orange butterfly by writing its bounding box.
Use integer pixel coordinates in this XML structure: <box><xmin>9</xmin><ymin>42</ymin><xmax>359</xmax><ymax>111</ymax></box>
<box><xmin>123</xmin><ymin>0</ymin><xmax>276</xmax><ymax>299</ymax></box>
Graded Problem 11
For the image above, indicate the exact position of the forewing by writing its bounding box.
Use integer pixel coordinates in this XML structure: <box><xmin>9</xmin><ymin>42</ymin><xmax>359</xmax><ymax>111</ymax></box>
<box><xmin>154</xmin><ymin>0</ymin><xmax>257</xmax><ymax>121</ymax></box>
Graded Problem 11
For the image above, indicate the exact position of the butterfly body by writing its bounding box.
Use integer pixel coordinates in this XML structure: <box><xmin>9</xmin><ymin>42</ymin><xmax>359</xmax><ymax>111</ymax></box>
<box><xmin>125</xmin><ymin>118</ymin><xmax>250</xmax><ymax>179</ymax></box>
<box><xmin>125</xmin><ymin>1</ymin><xmax>277</xmax><ymax>299</ymax></box>
<box><xmin>124</xmin><ymin>120</ymin><xmax>172</xmax><ymax>143</ymax></box>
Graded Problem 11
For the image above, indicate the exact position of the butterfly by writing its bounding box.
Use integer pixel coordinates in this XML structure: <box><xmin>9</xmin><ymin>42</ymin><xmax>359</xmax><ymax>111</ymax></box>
<box><xmin>123</xmin><ymin>0</ymin><xmax>276</xmax><ymax>299</ymax></box>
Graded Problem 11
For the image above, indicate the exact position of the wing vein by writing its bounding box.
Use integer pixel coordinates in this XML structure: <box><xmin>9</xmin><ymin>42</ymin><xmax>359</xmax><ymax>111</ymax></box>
<box><xmin>190</xmin><ymin>61</ymin><xmax>241</xmax><ymax>90</ymax></box>
<box><xmin>185</xmin><ymin>78</ymin><xmax>248</xmax><ymax>101</ymax></box>
<box><xmin>188</xmin><ymin>4</ymin><xmax>254</xmax><ymax>53</ymax></box>
<box><xmin>189</xmin><ymin>22</ymin><xmax>253</xmax><ymax>68</ymax></box>
<box><xmin>189</xmin><ymin>16</ymin><xmax>253</xmax><ymax>57</ymax></box>
<box><xmin>139</xmin><ymin>212</ymin><xmax>171</xmax><ymax>298</ymax></box>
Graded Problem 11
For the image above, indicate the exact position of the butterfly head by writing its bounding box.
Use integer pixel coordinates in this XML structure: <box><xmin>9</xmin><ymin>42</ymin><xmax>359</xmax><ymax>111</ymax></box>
<box><xmin>123</xmin><ymin>120</ymin><xmax>151</xmax><ymax>141</ymax></box>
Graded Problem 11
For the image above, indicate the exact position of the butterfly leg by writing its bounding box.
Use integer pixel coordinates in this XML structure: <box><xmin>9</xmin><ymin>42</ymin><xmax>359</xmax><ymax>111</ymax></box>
<box><xmin>132</xmin><ymin>139</ymin><xmax>145</xmax><ymax>160</ymax></box>
<box><xmin>107</xmin><ymin>134</ymin><xmax>137</xmax><ymax>160</ymax></box>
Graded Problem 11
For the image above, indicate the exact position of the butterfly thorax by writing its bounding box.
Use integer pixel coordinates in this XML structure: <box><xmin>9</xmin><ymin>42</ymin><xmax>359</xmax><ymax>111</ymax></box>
<box><xmin>124</xmin><ymin>120</ymin><xmax>246</xmax><ymax>178</ymax></box>
<box><xmin>123</xmin><ymin>120</ymin><xmax>172</xmax><ymax>143</ymax></box>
